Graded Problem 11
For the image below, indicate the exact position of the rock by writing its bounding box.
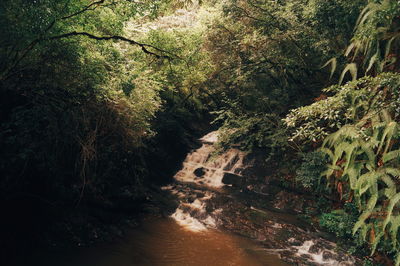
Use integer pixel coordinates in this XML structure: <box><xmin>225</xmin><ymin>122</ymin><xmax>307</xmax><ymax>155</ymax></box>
<box><xmin>194</xmin><ymin>167</ymin><xmax>206</xmax><ymax>177</ymax></box>
<box><xmin>322</xmin><ymin>250</ymin><xmax>336</xmax><ymax>261</ymax></box>
<box><xmin>195</xmin><ymin>192</ymin><xmax>205</xmax><ymax>198</ymax></box>
<box><xmin>223</xmin><ymin>154</ymin><xmax>240</xmax><ymax>171</ymax></box>
<box><xmin>309</xmin><ymin>244</ymin><xmax>321</xmax><ymax>254</ymax></box>
<box><xmin>222</xmin><ymin>173</ymin><xmax>243</xmax><ymax>186</ymax></box>
<box><xmin>272</xmin><ymin>190</ymin><xmax>304</xmax><ymax>212</ymax></box>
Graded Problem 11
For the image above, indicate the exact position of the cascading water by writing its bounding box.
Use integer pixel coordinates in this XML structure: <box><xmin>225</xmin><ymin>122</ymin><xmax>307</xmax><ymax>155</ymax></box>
<box><xmin>173</xmin><ymin>131</ymin><xmax>245</xmax><ymax>187</ymax></box>
<box><xmin>164</xmin><ymin>131</ymin><xmax>359</xmax><ymax>265</ymax></box>
<box><xmin>163</xmin><ymin>131</ymin><xmax>245</xmax><ymax>231</ymax></box>
<box><xmin>36</xmin><ymin>131</ymin><xmax>361</xmax><ymax>266</ymax></box>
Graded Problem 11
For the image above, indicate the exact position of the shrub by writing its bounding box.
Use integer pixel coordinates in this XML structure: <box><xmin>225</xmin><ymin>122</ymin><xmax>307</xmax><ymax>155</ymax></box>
<box><xmin>296</xmin><ymin>151</ymin><xmax>329</xmax><ymax>190</ymax></box>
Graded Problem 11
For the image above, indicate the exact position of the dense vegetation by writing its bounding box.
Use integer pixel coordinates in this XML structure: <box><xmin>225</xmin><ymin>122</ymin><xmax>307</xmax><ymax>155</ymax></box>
<box><xmin>283</xmin><ymin>1</ymin><xmax>400</xmax><ymax>264</ymax></box>
<box><xmin>0</xmin><ymin>0</ymin><xmax>211</xmax><ymax>256</ymax></box>
<box><xmin>2</xmin><ymin>0</ymin><xmax>400</xmax><ymax>264</ymax></box>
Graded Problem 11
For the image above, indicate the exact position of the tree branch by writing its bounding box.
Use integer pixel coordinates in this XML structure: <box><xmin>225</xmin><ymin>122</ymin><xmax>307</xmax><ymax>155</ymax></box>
<box><xmin>61</xmin><ymin>0</ymin><xmax>106</xmax><ymax>20</ymax></box>
<box><xmin>48</xmin><ymin>31</ymin><xmax>174</xmax><ymax>59</ymax></box>
<box><xmin>0</xmin><ymin>1</ymin><xmax>177</xmax><ymax>81</ymax></box>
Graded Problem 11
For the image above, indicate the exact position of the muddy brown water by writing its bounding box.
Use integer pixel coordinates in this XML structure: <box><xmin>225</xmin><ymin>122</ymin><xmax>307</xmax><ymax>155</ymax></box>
<box><xmin>37</xmin><ymin>217</ymin><xmax>288</xmax><ymax>266</ymax></box>
<box><xmin>31</xmin><ymin>130</ymin><xmax>354</xmax><ymax>266</ymax></box>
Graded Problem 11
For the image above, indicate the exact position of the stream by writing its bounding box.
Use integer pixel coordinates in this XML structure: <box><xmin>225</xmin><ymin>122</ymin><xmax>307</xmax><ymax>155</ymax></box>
<box><xmin>37</xmin><ymin>132</ymin><xmax>358</xmax><ymax>266</ymax></box>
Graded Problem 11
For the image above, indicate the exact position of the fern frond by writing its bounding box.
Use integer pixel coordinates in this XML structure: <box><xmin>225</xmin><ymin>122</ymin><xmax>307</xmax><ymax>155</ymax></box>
<box><xmin>359</xmin><ymin>140</ymin><xmax>376</xmax><ymax>166</ymax></box>
<box><xmin>371</xmin><ymin>231</ymin><xmax>385</xmax><ymax>255</ymax></box>
<box><xmin>366</xmin><ymin>191</ymin><xmax>378</xmax><ymax>211</ymax></box>
<box><xmin>320</xmin><ymin>147</ymin><xmax>334</xmax><ymax>161</ymax></box>
<box><xmin>365</xmin><ymin>51</ymin><xmax>379</xmax><ymax>75</ymax></box>
<box><xmin>385</xmin><ymin>36</ymin><xmax>396</xmax><ymax>59</ymax></box>
<box><xmin>389</xmin><ymin>215</ymin><xmax>400</xmax><ymax>249</ymax></box>
<box><xmin>357</xmin><ymin>171</ymin><xmax>377</xmax><ymax>195</ymax></box>
<box><xmin>343</xmin><ymin>142</ymin><xmax>359</xmax><ymax>172</ymax></box>
<box><xmin>381</xmin><ymin>174</ymin><xmax>396</xmax><ymax>198</ymax></box>
<box><xmin>354</xmin><ymin>210</ymin><xmax>372</xmax><ymax>235</ymax></box>
<box><xmin>346</xmin><ymin>164</ymin><xmax>362</xmax><ymax>190</ymax></box>
<box><xmin>355</xmin><ymin>4</ymin><xmax>374</xmax><ymax>27</ymax></box>
<box><xmin>339</xmin><ymin>63</ymin><xmax>358</xmax><ymax>85</ymax></box>
<box><xmin>383</xmin><ymin>192</ymin><xmax>400</xmax><ymax>232</ymax></box>
<box><xmin>345</xmin><ymin>43</ymin><xmax>356</xmax><ymax>57</ymax></box>
<box><xmin>383</xmin><ymin>150</ymin><xmax>400</xmax><ymax>163</ymax></box>
<box><xmin>395</xmin><ymin>251</ymin><xmax>400</xmax><ymax>266</ymax></box>
<box><xmin>383</xmin><ymin>167</ymin><xmax>400</xmax><ymax>178</ymax></box>
<box><xmin>360</xmin><ymin>222</ymin><xmax>372</xmax><ymax>241</ymax></box>
<box><xmin>321</xmin><ymin>58</ymin><xmax>337</xmax><ymax>79</ymax></box>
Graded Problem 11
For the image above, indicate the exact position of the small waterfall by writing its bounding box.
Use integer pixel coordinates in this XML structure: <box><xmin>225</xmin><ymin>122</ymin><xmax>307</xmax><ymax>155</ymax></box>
<box><xmin>174</xmin><ymin>131</ymin><xmax>246</xmax><ymax>188</ymax></box>
<box><xmin>165</xmin><ymin>185</ymin><xmax>217</xmax><ymax>232</ymax></box>
<box><xmin>163</xmin><ymin>131</ymin><xmax>245</xmax><ymax>232</ymax></box>
<box><xmin>163</xmin><ymin>131</ymin><xmax>358</xmax><ymax>265</ymax></box>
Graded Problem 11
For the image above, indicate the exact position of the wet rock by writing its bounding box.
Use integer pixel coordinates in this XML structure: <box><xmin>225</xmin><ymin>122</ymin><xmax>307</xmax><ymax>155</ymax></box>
<box><xmin>195</xmin><ymin>192</ymin><xmax>205</xmax><ymax>198</ymax></box>
<box><xmin>255</xmin><ymin>232</ymin><xmax>267</xmax><ymax>241</ymax></box>
<box><xmin>233</xmin><ymin>167</ymin><xmax>244</xmax><ymax>174</ymax></box>
<box><xmin>187</xmin><ymin>196</ymin><xmax>196</xmax><ymax>203</ymax></box>
<box><xmin>223</xmin><ymin>154</ymin><xmax>240</xmax><ymax>171</ymax></box>
<box><xmin>300</xmin><ymin>254</ymin><xmax>313</xmax><ymax>260</ymax></box>
<box><xmin>309</xmin><ymin>244</ymin><xmax>321</xmax><ymax>254</ymax></box>
<box><xmin>222</xmin><ymin>173</ymin><xmax>243</xmax><ymax>186</ymax></box>
<box><xmin>194</xmin><ymin>167</ymin><xmax>206</xmax><ymax>177</ymax></box>
<box><xmin>162</xmin><ymin>132</ymin><xmax>363</xmax><ymax>265</ymax></box>
<box><xmin>288</xmin><ymin>238</ymin><xmax>302</xmax><ymax>246</ymax></box>
<box><xmin>240</xmin><ymin>150</ymin><xmax>275</xmax><ymax>179</ymax></box>
<box><xmin>322</xmin><ymin>250</ymin><xmax>335</xmax><ymax>261</ymax></box>
<box><xmin>272</xmin><ymin>191</ymin><xmax>304</xmax><ymax>212</ymax></box>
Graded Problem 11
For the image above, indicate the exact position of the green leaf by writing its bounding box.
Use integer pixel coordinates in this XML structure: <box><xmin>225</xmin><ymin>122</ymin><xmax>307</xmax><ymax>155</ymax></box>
<box><xmin>353</xmin><ymin>210</ymin><xmax>372</xmax><ymax>235</ymax></box>
<box><xmin>339</xmin><ymin>63</ymin><xmax>358</xmax><ymax>85</ymax></box>
<box><xmin>321</xmin><ymin>58</ymin><xmax>337</xmax><ymax>79</ymax></box>
<box><xmin>383</xmin><ymin>150</ymin><xmax>400</xmax><ymax>163</ymax></box>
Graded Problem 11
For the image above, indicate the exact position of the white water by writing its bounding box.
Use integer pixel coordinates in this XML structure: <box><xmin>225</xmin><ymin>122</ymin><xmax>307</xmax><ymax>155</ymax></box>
<box><xmin>174</xmin><ymin>131</ymin><xmax>246</xmax><ymax>188</ymax></box>
<box><xmin>293</xmin><ymin>240</ymin><xmax>355</xmax><ymax>265</ymax></box>
<box><xmin>167</xmin><ymin>131</ymin><xmax>247</xmax><ymax>232</ymax></box>
<box><xmin>165</xmin><ymin>131</ymin><xmax>357</xmax><ymax>265</ymax></box>
<box><xmin>168</xmin><ymin>188</ymin><xmax>216</xmax><ymax>232</ymax></box>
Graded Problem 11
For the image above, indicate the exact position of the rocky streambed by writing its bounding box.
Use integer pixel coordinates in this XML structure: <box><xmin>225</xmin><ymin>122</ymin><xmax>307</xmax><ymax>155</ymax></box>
<box><xmin>30</xmin><ymin>131</ymin><xmax>363</xmax><ymax>266</ymax></box>
<box><xmin>162</xmin><ymin>131</ymin><xmax>361</xmax><ymax>265</ymax></box>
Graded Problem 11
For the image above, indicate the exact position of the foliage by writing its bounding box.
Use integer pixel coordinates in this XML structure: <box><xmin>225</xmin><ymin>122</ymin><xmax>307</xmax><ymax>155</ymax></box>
<box><xmin>351</xmin><ymin>0</ymin><xmax>400</xmax><ymax>74</ymax></box>
<box><xmin>320</xmin><ymin>107</ymin><xmax>400</xmax><ymax>263</ymax></box>
<box><xmin>329</xmin><ymin>0</ymin><xmax>400</xmax><ymax>81</ymax></box>
<box><xmin>0</xmin><ymin>1</ymin><xmax>195</xmax><ymax>252</ymax></box>
<box><xmin>203</xmin><ymin>0</ymin><xmax>364</xmax><ymax>153</ymax></box>
<box><xmin>319</xmin><ymin>204</ymin><xmax>359</xmax><ymax>240</ymax></box>
<box><xmin>319</xmin><ymin>203</ymin><xmax>368</xmax><ymax>256</ymax></box>
<box><xmin>213</xmin><ymin>104</ymin><xmax>289</xmax><ymax>159</ymax></box>
<box><xmin>284</xmin><ymin>0</ymin><xmax>400</xmax><ymax>262</ymax></box>
<box><xmin>296</xmin><ymin>151</ymin><xmax>329</xmax><ymax>189</ymax></box>
<box><xmin>284</xmin><ymin>73</ymin><xmax>400</xmax><ymax>143</ymax></box>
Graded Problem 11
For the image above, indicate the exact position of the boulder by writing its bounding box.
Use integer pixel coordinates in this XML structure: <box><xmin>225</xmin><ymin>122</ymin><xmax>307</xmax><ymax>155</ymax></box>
<box><xmin>193</xmin><ymin>167</ymin><xmax>206</xmax><ymax>177</ymax></box>
<box><xmin>222</xmin><ymin>173</ymin><xmax>243</xmax><ymax>186</ymax></box>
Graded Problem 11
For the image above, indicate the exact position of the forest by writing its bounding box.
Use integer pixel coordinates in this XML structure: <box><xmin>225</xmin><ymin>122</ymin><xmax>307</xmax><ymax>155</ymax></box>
<box><xmin>1</xmin><ymin>0</ymin><xmax>400</xmax><ymax>265</ymax></box>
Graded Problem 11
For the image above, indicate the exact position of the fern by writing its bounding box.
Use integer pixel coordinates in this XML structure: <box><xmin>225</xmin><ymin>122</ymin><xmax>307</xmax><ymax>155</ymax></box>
<box><xmin>383</xmin><ymin>150</ymin><xmax>400</xmax><ymax>163</ymax></box>
<box><xmin>322</xmin><ymin>58</ymin><xmax>337</xmax><ymax>79</ymax></box>
<box><xmin>353</xmin><ymin>210</ymin><xmax>373</xmax><ymax>235</ymax></box>
<box><xmin>345</xmin><ymin>0</ymin><xmax>400</xmax><ymax>74</ymax></box>
<box><xmin>322</xmin><ymin>108</ymin><xmax>400</xmax><ymax>258</ymax></box>
<box><xmin>339</xmin><ymin>63</ymin><xmax>358</xmax><ymax>85</ymax></box>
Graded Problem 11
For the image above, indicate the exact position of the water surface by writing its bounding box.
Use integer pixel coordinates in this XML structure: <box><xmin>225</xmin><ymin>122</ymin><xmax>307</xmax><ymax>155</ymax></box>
<box><xmin>40</xmin><ymin>217</ymin><xmax>288</xmax><ymax>266</ymax></box>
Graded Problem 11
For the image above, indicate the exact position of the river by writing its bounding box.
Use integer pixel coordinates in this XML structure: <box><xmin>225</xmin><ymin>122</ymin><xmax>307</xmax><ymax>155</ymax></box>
<box><xmin>38</xmin><ymin>217</ymin><xmax>287</xmax><ymax>266</ymax></box>
<box><xmin>36</xmin><ymin>131</ymin><xmax>356</xmax><ymax>265</ymax></box>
